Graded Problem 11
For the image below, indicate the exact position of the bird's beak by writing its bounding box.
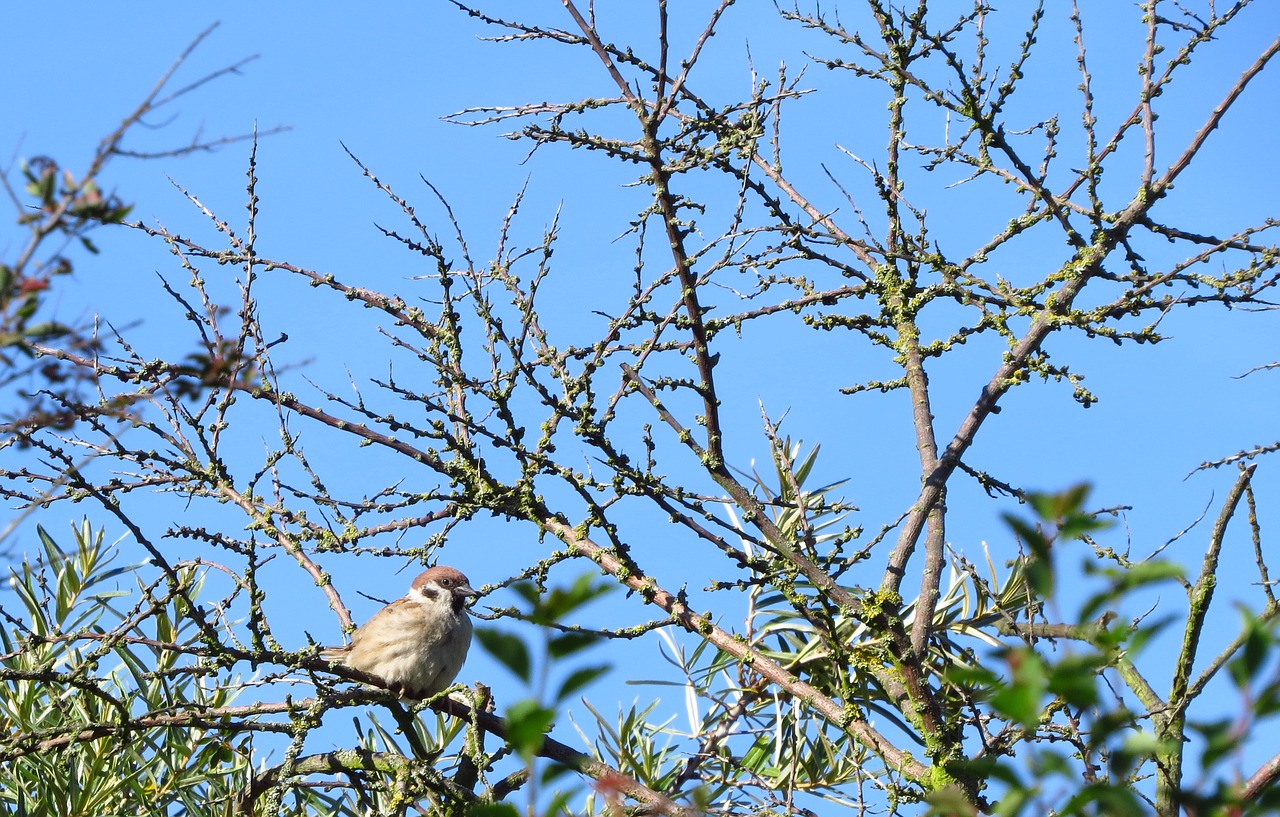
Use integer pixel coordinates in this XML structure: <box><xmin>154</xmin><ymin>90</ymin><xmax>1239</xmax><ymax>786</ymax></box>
<box><xmin>457</xmin><ymin>583</ymin><xmax>479</xmax><ymax>598</ymax></box>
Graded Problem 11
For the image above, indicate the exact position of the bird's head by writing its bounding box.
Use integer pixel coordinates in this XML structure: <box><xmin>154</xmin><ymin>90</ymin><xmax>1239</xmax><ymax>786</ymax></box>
<box><xmin>409</xmin><ymin>565</ymin><xmax>478</xmax><ymax>612</ymax></box>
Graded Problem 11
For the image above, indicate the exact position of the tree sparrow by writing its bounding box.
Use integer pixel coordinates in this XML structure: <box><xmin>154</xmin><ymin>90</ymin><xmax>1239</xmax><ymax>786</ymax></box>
<box><xmin>322</xmin><ymin>565</ymin><xmax>478</xmax><ymax>698</ymax></box>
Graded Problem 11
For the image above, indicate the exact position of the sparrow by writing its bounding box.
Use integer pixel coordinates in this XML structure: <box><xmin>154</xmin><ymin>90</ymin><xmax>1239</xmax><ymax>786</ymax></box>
<box><xmin>322</xmin><ymin>565</ymin><xmax>478</xmax><ymax>698</ymax></box>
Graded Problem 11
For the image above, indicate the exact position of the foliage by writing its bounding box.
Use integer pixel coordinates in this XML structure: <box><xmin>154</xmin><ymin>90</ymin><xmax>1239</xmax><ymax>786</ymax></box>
<box><xmin>0</xmin><ymin>522</ymin><xmax>255</xmax><ymax>816</ymax></box>
<box><xmin>474</xmin><ymin>573</ymin><xmax>614</xmax><ymax>816</ymax></box>
<box><xmin>0</xmin><ymin>22</ymin><xmax>278</xmax><ymax>480</ymax></box>
<box><xmin>2</xmin><ymin>2</ymin><xmax>1279</xmax><ymax>816</ymax></box>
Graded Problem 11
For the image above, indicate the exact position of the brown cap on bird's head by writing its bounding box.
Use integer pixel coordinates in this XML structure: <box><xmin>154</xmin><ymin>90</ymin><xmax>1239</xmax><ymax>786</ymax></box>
<box><xmin>411</xmin><ymin>565</ymin><xmax>478</xmax><ymax>600</ymax></box>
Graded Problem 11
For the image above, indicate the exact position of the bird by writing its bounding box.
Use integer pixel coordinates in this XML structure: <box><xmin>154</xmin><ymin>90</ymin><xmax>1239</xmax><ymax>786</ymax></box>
<box><xmin>322</xmin><ymin>565</ymin><xmax>478</xmax><ymax>699</ymax></box>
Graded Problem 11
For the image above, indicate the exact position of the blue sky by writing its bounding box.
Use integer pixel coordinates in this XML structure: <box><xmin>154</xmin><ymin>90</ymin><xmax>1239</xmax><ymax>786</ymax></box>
<box><xmin>4</xmin><ymin>0</ymin><xmax>1280</xmax><ymax>809</ymax></box>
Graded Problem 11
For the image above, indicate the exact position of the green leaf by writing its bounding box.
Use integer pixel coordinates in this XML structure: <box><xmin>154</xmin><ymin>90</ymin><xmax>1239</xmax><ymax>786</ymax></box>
<box><xmin>540</xmin><ymin>761</ymin><xmax>576</xmax><ymax>784</ymax></box>
<box><xmin>791</xmin><ymin>442</ymin><xmax>819</xmax><ymax>486</ymax></box>
<box><xmin>1003</xmin><ymin>513</ymin><xmax>1054</xmax><ymax>597</ymax></box>
<box><xmin>990</xmin><ymin>648</ymin><xmax>1048</xmax><ymax>731</ymax></box>
<box><xmin>16</xmin><ymin>295</ymin><xmax>39</xmax><ymax>321</ymax></box>
<box><xmin>554</xmin><ymin>664</ymin><xmax>610</xmax><ymax>703</ymax></box>
<box><xmin>1028</xmin><ymin>484</ymin><xmax>1090</xmax><ymax>524</ymax></box>
<box><xmin>739</xmin><ymin>736</ymin><xmax>774</xmax><ymax>775</ymax></box>
<box><xmin>925</xmin><ymin>785</ymin><xmax>980</xmax><ymax>816</ymax></box>
<box><xmin>1112</xmin><ymin>730</ymin><xmax>1172</xmax><ymax>777</ymax></box>
<box><xmin>1046</xmin><ymin>653</ymin><xmax>1106</xmax><ymax>708</ymax></box>
<box><xmin>22</xmin><ymin>322</ymin><xmax>70</xmax><ymax>340</ymax></box>
<box><xmin>505</xmin><ymin>699</ymin><xmax>555</xmax><ymax>762</ymax></box>
<box><xmin>1189</xmin><ymin>718</ymin><xmax>1239</xmax><ymax>771</ymax></box>
<box><xmin>27</xmin><ymin>169</ymin><xmax>55</xmax><ymax>202</ymax></box>
<box><xmin>993</xmin><ymin>787</ymin><xmax>1031</xmax><ymax>817</ymax></box>
<box><xmin>1060</xmin><ymin>782</ymin><xmax>1142</xmax><ymax>815</ymax></box>
<box><xmin>1254</xmin><ymin>676</ymin><xmax>1280</xmax><ymax>718</ymax></box>
<box><xmin>512</xmin><ymin>581</ymin><xmax>541</xmax><ymax>608</ymax></box>
<box><xmin>544</xmin><ymin>790</ymin><xmax>575</xmax><ymax>816</ymax></box>
<box><xmin>533</xmin><ymin>572</ymin><xmax>612</xmax><ymax>625</ymax></box>
<box><xmin>1036</xmin><ymin>749</ymin><xmax>1074</xmax><ymax>777</ymax></box>
<box><xmin>474</xmin><ymin>627</ymin><xmax>531</xmax><ymax>683</ymax></box>
<box><xmin>1080</xmin><ymin>560</ymin><xmax>1184</xmax><ymax>622</ymax></box>
<box><xmin>944</xmin><ymin>663</ymin><xmax>1001</xmax><ymax>698</ymax></box>
<box><xmin>1123</xmin><ymin>614</ymin><xmax>1173</xmax><ymax>656</ymax></box>
<box><xmin>1058</xmin><ymin>511</ymin><xmax>1109</xmax><ymax>541</ymax></box>
<box><xmin>1088</xmin><ymin>708</ymin><xmax>1140</xmax><ymax>750</ymax></box>
<box><xmin>1228</xmin><ymin>602</ymin><xmax>1272</xmax><ymax>689</ymax></box>
<box><xmin>547</xmin><ymin>631</ymin><xmax>601</xmax><ymax>658</ymax></box>
<box><xmin>154</xmin><ymin>607</ymin><xmax>174</xmax><ymax>645</ymax></box>
<box><xmin>104</xmin><ymin>204</ymin><xmax>133</xmax><ymax>224</ymax></box>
